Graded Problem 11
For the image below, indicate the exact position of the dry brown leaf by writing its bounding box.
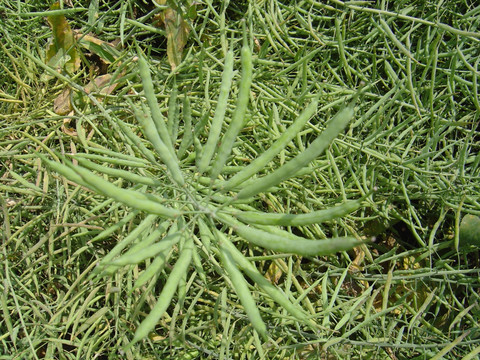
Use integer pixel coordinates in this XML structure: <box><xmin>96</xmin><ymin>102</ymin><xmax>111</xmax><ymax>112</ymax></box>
<box><xmin>62</xmin><ymin>113</ymin><xmax>77</xmax><ymax>136</ymax></box>
<box><xmin>153</xmin><ymin>0</ymin><xmax>190</xmax><ymax>70</ymax></box>
<box><xmin>76</xmin><ymin>33</ymin><xmax>104</xmax><ymax>46</ymax></box>
<box><xmin>84</xmin><ymin>74</ymin><xmax>118</xmax><ymax>96</ymax></box>
<box><xmin>350</xmin><ymin>245</ymin><xmax>365</xmax><ymax>273</ymax></box>
<box><xmin>61</xmin><ymin>116</ymin><xmax>94</xmax><ymax>143</ymax></box>
<box><xmin>265</xmin><ymin>261</ymin><xmax>283</xmax><ymax>284</ymax></box>
<box><xmin>54</xmin><ymin>87</ymin><xmax>73</xmax><ymax>115</ymax></box>
<box><xmin>164</xmin><ymin>8</ymin><xmax>190</xmax><ymax>70</ymax></box>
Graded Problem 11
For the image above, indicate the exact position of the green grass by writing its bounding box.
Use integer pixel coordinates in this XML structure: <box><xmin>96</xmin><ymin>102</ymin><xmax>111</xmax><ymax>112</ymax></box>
<box><xmin>1</xmin><ymin>0</ymin><xmax>480</xmax><ymax>359</ymax></box>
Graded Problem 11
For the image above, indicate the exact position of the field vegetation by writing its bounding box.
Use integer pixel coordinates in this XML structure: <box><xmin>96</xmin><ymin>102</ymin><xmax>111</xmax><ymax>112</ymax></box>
<box><xmin>1</xmin><ymin>0</ymin><xmax>480</xmax><ymax>359</ymax></box>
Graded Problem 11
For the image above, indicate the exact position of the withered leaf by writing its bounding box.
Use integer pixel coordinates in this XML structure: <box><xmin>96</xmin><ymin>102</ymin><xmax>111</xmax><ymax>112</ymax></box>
<box><xmin>84</xmin><ymin>74</ymin><xmax>118</xmax><ymax>96</ymax></box>
<box><xmin>75</xmin><ymin>33</ymin><xmax>120</xmax><ymax>65</ymax></box>
<box><xmin>154</xmin><ymin>0</ymin><xmax>190</xmax><ymax>70</ymax></box>
<box><xmin>165</xmin><ymin>8</ymin><xmax>190</xmax><ymax>70</ymax></box>
<box><xmin>54</xmin><ymin>87</ymin><xmax>73</xmax><ymax>115</ymax></box>
<box><xmin>46</xmin><ymin>2</ymin><xmax>81</xmax><ymax>74</ymax></box>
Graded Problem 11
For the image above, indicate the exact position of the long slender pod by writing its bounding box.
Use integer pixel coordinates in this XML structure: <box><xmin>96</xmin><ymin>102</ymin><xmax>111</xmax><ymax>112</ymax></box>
<box><xmin>218</xmin><ymin>235</ymin><xmax>308</xmax><ymax>321</ymax></box>
<box><xmin>38</xmin><ymin>153</ymin><xmax>93</xmax><ymax>190</ymax></box>
<box><xmin>88</xmin><ymin>210</ymin><xmax>139</xmax><ymax>245</ymax></box>
<box><xmin>193</xmin><ymin>108</ymin><xmax>211</xmax><ymax>137</ymax></box>
<box><xmin>217</xmin><ymin>213</ymin><xmax>362</xmax><ymax>256</ymax></box>
<box><xmin>136</xmin><ymin>43</ymin><xmax>175</xmax><ymax>153</ymax></box>
<box><xmin>66</xmin><ymin>159</ymin><xmax>180</xmax><ymax>218</ymax></box>
<box><xmin>210</xmin><ymin>41</ymin><xmax>253</xmax><ymax>180</ymax></box>
<box><xmin>74</xmin><ymin>157</ymin><xmax>163</xmax><ymax>187</ymax></box>
<box><xmin>219</xmin><ymin>96</ymin><xmax>319</xmax><ymax>191</ymax></box>
<box><xmin>131</xmin><ymin>248</ymin><xmax>171</xmax><ymax>292</ymax></box>
<box><xmin>167</xmin><ymin>83</ymin><xmax>179</xmax><ymax>145</ymax></box>
<box><xmin>235</xmin><ymin>99</ymin><xmax>356</xmax><ymax>200</ymax></box>
<box><xmin>129</xmin><ymin>237</ymin><xmax>193</xmax><ymax>346</ymax></box>
<box><xmin>70</xmin><ymin>152</ymin><xmax>147</xmax><ymax>168</ymax></box>
<box><xmin>234</xmin><ymin>198</ymin><xmax>365</xmax><ymax>226</ymax></box>
<box><xmin>178</xmin><ymin>95</ymin><xmax>193</xmax><ymax>159</ymax></box>
<box><xmin>127</xmin><ymin>98</ymin><xmax>185</xmax><ymax>186</ymax></box>
<box><xmin>217</xmin><ymin>231</ymin><xmax>268</xmax><ymax>340</ymax></box>
<box><xmin>197</xmin><ymin>50</ymin><xmax>235</xmax><ymax>173</ymax></box>
<box><xmin>115</xmin><ymin>117</ymin><xmax>158</xmax><ymax>164</ymax></box>
<box><xmin>93</xmin><ymin>216</ymin><xmax>164</xmax><ymax>276</ymax></box>
<box><xmin>109</xmin><ymin>232</ymin><xmax>181</xmax><ymax>266</ymax></box>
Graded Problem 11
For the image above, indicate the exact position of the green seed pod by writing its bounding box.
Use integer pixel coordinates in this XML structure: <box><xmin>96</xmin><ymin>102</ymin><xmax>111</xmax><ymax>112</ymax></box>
<box><xmin>235</xmin><ymin>101</ymin><xmax>355</xmax><ymax>200</ymax></box>
<box><xmin>217</xmin><ymin>213</ymin><xmax>362</xmax><ymax>256</ymax></box>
